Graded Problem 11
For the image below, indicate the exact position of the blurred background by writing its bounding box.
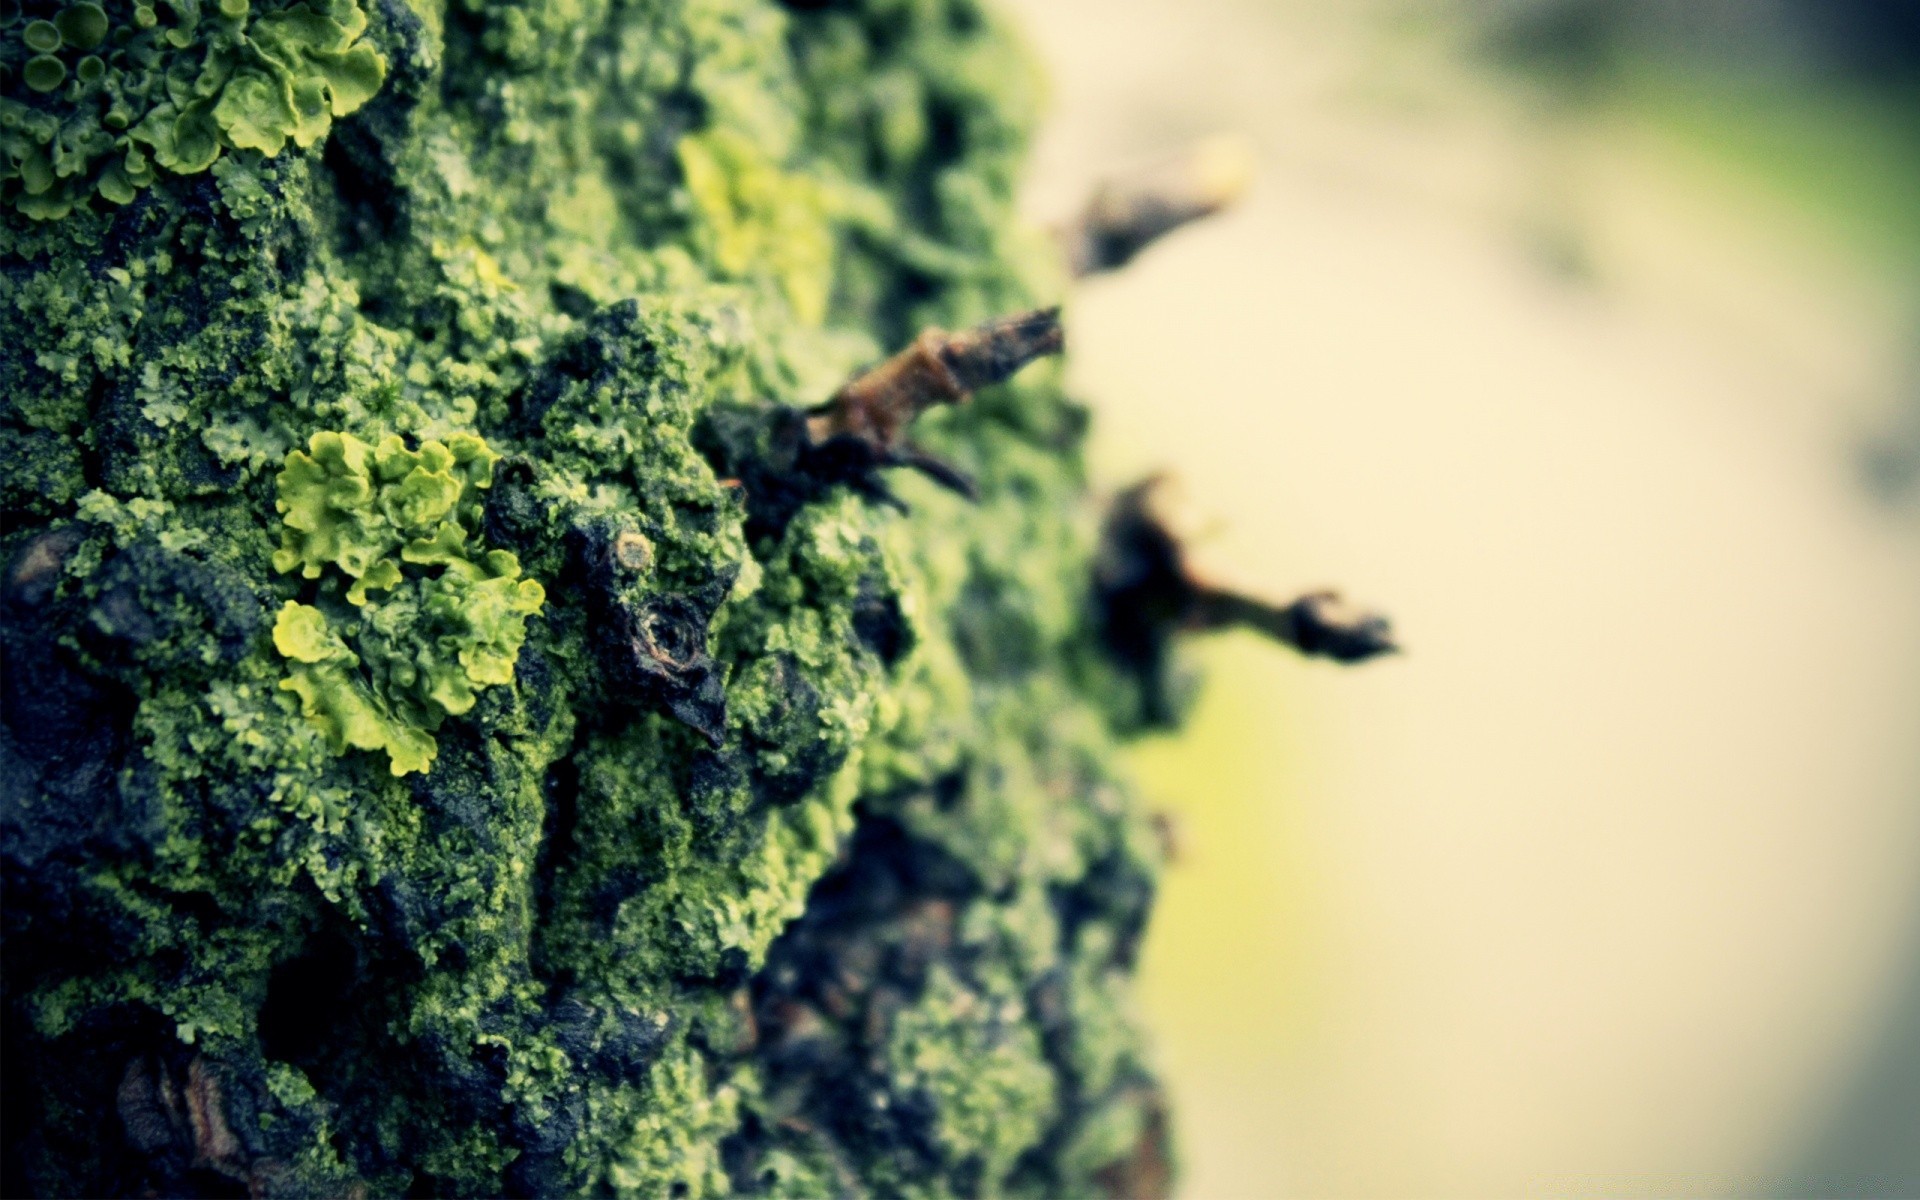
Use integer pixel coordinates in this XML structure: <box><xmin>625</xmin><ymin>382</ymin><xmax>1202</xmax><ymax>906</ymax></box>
<box><xmin>1006</xmin><ymin>0</ymin><xmax>1920</xmax><ymax>1194</ymax></box>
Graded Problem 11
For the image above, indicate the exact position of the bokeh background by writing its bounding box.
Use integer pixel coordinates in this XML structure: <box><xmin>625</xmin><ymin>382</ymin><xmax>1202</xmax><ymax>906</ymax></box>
<box><xmin>1004</xmin><ymin>1</ymin><xmax>1920</xmax><ymax>1194</ymax></box>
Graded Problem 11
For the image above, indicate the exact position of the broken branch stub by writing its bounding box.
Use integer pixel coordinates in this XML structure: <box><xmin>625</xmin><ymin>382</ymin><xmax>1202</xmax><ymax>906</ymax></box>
<box><xmin>1058</xmin><ymin>135</ymin><xmax>1256</xmax><ymax>278</ymax></box>
<box><xmin>704</xmin><ymin>308</ymin><xmax>1067</xmax><ymax>543</ymax></box>
<box><xmin>569</xmin><ymin>518</ymin><xmax>736</xmax><ymax>745</ymax></box>
<box><xmin>1189</xmin><ymin>588</ymin><xmax>1398</xmax><ymax>664</ymax></box>
<box><xmin>807</xmin><ymin>306</ymin><xmax>1065</xmax><ymax>458</ymax></box>
<box><xmin>1095</xmin><ymin>477</ymin><xmax>1396</xmax><ymax>721</ymax></box>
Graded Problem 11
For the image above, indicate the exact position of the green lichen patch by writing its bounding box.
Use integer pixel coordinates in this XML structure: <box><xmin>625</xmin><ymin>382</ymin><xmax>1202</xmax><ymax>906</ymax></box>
<box><xmin>888</xmin><ymin>964</ymin><xmax>1059</xmax><ymax>1185</ymax></box>
<box><xmin>0</xmin><ymin>0</ymin><xmax>386</xmax><ymax>220</ymax></box>
<box><xmin>678</xmin><ymin>127</ymin><xmax>834</xmax><ymax>327</ymax></box>
<box><xmin>271</xmin><ymin>429</ymin><xmax>499</xmax><ymax>603</ymax></box>
<box><xmin>270</xmin><ymin>430</ymin><xmax>544</xmax><ymax>775</ymax></box>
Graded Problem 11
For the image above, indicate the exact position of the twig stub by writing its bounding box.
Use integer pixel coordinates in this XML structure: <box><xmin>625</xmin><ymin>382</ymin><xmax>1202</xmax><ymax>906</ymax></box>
<box><xmin>808</xmin><ymin>307</ymin><xmax>1065</xmax><ymax>461</ymax></box>
<box><xmin>701</xmin><ymin>308</ymin><xmax>1067</xmax><ymax>543</ymax></box>
<box><xmin>1094</xmin><ymin>477</ymin><xmax>1397</xmax><ymax>722</ymax></box>
<box><xmin>1059</xmin><ymin>135</ymin><xmax>1255</xmax><ymax>278</ymax></box>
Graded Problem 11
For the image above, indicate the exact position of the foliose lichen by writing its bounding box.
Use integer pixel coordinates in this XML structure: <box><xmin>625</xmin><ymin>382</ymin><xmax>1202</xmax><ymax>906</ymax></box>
<box><xmin>1</xmin><ymin>0</ymin><xmax>386</xmax><ymax>219</ymax></box>
<box><xmin>1</xmin><ymin>0</ymin><xmax>1175</xmax><ymax>1196</ymax></box>
<box><xmin>269</xmin><ymin>429</ymin><xmax>544</xmax><ymax>776</ymax></box>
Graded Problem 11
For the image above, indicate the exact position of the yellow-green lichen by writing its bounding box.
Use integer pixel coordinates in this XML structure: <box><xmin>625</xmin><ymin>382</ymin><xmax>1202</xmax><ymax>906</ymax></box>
<box><xmin>603</xmin><ymin>1044</ymin><xmax>745</xmax><ymax>1199</ymax></box>
<box><xmin>677</xmin><ymin>127</ymin><xmax>835</xmax><ymax>326</ymax></box>
<box><xmin>272</xmin><ymin>430</ymin><xmax>497</xmax><ymax>602</ymax></box>
<box><xmin>270</xmin><ymin>430</ymin><xmax>544</xmax><ymax>774</ymax></box>
<box><xmin>887</xmin><ymin>964</ymin><xmax>1059</xmax><ymax>1185</ymax></box>
<box><xmin>0</xmin><ymin>0</ymin><xmax>386</xmax><ymax>219</ymax></box>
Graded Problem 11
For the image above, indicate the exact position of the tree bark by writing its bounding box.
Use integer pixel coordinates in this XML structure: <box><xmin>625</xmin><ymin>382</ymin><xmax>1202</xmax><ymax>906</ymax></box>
<box><xmin>1</xmin><ymin>0</ymin><xmax>1172</xmax><ymax>1195</ymax></box>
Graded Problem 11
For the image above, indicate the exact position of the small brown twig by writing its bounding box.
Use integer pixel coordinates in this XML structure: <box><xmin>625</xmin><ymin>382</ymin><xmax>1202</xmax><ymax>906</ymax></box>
<box><xmin>1187</xmin><ymin>588</ymin><xmax>1398</xmax><ymax>664</ymax></box>
<box><xmin>806</xmin><ymin>306</ymin><xmax>1065</xmax><ymax>491</ymax></box>
<box><xmin>701</xmin><ymin>309</ymin><xmax>1068</xmax><ymax>544</ymax></box>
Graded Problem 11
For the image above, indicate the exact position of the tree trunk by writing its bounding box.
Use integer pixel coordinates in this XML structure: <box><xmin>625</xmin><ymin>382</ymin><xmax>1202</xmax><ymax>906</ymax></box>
<box><xmin>1</xmin><ymin>0</ymin><xmax>1172</xmax><ymax>1195</ymax></box>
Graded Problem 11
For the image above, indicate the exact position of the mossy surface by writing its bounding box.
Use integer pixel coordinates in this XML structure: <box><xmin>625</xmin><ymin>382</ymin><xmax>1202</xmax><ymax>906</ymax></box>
<box><xmin>1</xmin><ymin>0</ymin><xmax>1168</xmax><ymax>1195</ymax></box>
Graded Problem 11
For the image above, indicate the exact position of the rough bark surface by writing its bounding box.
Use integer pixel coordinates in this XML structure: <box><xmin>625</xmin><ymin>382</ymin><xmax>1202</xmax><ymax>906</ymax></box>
<box><xmin>2</xmin><ymin>0</ymin><xmax>1172</xmax><ymax>1196</ymax></box>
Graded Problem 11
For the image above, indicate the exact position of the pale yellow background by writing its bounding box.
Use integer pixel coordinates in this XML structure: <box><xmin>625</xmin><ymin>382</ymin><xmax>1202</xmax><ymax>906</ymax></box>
<box><xmin>1008</xmin><ymin>1</ymin><xmax>1920</xmax><ymax>1194</ymax></box>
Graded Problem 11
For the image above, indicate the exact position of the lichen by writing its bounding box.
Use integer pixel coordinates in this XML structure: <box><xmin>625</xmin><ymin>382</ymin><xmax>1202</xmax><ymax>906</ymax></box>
<box><xmin>887</xmin><ymin>965</ymin><xmax>1059</xmax><ymax>1186</ymax></box>
<box><xmin>0</xmin><ymin>0</ymin><xmax>387</xmax><ymax>219</ymax></box>
<box><xmin>1</xmin><ymin>0</ymin><xmax>1172</xmax><ymax>1196</ymax></box>
<box><xmin>267</xmin><ymin>430</ymin><xmax>543</xmax><ymax>775</ymax></box>
<box><xmin>678</xmin><ymin>128</ymin><xmax>834</xmax><ymax>327</ymax></box>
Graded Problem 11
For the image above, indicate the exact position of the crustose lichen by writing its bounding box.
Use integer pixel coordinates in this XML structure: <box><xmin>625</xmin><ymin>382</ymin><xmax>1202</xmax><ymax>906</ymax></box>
<box><xmin>269</xmin><ymin>430</ymin><xmax>544</xmax><ymax>776</ymax></box>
